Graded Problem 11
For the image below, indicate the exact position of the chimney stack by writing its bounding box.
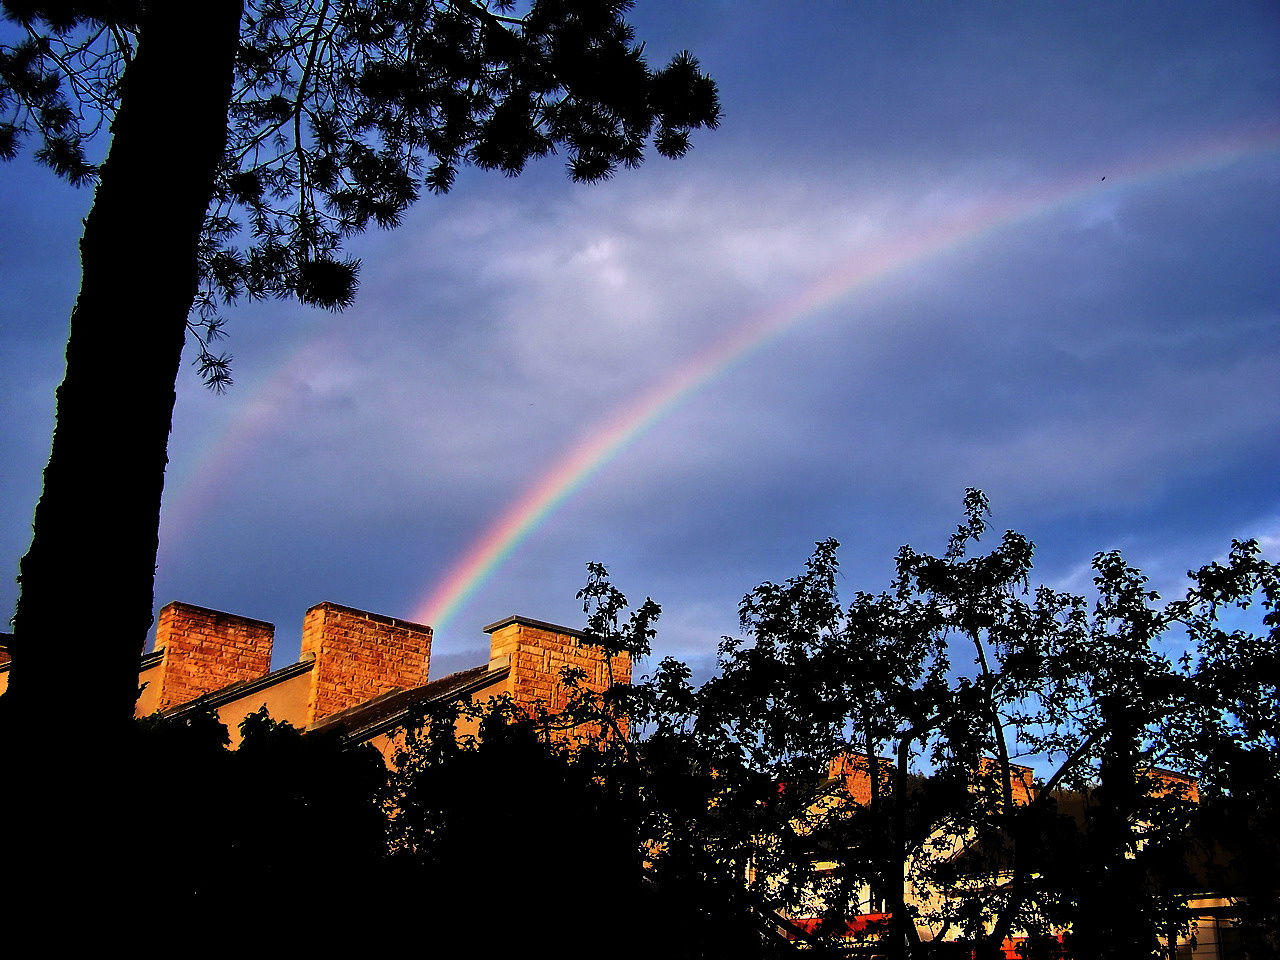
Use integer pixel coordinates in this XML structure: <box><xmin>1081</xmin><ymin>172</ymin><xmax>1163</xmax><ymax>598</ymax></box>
<box><xmin>146</xmin><ymin>602</ymin><xmax>275</xmax><ymax>713</ymax></box>
<box><xmin>301</xmin><ymin>602</ymin><xmax>432</xmax><ymax>725</ymax></box>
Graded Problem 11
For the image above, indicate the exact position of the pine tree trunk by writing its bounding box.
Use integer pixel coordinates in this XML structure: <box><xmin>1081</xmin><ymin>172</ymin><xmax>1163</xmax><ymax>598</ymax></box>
<box><xmin>5</xmin><ymin>3</ymin><xmax>243</xmax><ymax>731</ymax></box>
<box><xmin>0</xmin><ymin>2</ymin><xmax>244</xmax><ymax>933</ymax></box>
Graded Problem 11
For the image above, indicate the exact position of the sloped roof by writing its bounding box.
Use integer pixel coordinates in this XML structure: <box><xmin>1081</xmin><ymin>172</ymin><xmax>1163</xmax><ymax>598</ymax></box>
<box><xmin>311</xmin><ymin>662</ymin><xmax>511</xmax><ymax>744</ymax></box>
<box><xmin>160</xmin><ymin>657</ymin><xmax>316</xmax><ymax>719</ymax></box>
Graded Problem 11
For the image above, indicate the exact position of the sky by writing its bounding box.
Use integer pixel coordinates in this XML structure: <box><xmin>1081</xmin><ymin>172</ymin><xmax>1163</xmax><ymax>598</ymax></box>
<box><xmin>2</xmin><ymin>1</ymin><xmax>1278</xmax><ymax>682</ymax></box>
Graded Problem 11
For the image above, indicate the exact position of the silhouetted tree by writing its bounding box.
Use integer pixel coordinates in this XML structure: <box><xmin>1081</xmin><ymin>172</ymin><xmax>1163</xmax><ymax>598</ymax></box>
<box><xmin>571</xmin><ymin>494</ymin><xmax>1278</xmax><ymax>957</ymax></box>
<box><xmin>0</xmin><ymin>1</ymin><xmax>719</xmax><ymax>732</ymax></box>
<box><xmin>381</xmin><ymin>509</ymin><xmax>1276</xmax><ymax>956</ymax></box>
<box><xmin>6</xmin><ymin>489</ymin><xmax>1270</xmax><ymax>953</ymax></box>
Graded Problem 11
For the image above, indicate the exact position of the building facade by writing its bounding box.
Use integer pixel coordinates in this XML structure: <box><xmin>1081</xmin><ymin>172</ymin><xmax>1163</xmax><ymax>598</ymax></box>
<box><xmin>0</xmin><ymin>598</ymin><xmax>628</xmax><ymax>754</ymax></box>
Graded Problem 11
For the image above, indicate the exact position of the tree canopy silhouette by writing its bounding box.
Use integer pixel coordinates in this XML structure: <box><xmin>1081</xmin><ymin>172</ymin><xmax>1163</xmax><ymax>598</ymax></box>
<box><xmin>557</xmin><ymin>493</ymin><xmax>1279</xmax><ymax>958</ymax></box>
<box><xmin>0</xmin><ymin>0</ymin><xmax>720</xmax><ymax>729</ymax></box>
<box><xmin>4</xmin><ymin>494</ymin><xmax>1271</xmax><ymax>955</ymax></box>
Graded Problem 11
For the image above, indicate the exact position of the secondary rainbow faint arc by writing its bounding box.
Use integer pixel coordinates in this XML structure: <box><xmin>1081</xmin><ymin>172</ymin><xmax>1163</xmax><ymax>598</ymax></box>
<box><xmin>413</xmin><ymin>127</ymin><xmax>1280</xmax><ymax>636</ymax></box>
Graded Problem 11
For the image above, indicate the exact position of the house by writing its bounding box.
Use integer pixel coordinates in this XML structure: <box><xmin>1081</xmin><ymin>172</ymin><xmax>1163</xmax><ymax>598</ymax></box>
<box><xmin>776</xmin><ymin>753</ymin><xmax>1250</xmax><ymax>959</ymax></box>
<box><xmin>0</xmin><ymin>598</ymin><xmax>628</xmax><ymax>753</ymax></box>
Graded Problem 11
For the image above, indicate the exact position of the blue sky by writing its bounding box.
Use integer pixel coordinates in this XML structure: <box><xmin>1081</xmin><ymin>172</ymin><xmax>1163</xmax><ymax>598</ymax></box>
<box><xmin>2</xmin><ymin>1</ymin><xmax>1277</xmax><ymax>680</ymax></box>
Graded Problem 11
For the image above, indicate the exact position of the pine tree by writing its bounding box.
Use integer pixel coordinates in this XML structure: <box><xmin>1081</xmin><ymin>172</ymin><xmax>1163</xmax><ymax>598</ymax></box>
<box><xmin>0</xmin><ymin>0</ymin><xmax>720</xmax><ymax>729</ymax></box>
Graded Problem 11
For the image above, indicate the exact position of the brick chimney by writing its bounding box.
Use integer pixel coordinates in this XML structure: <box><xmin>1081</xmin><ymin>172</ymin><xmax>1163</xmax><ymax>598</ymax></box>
<box><xmin>1145</xmin><ymin>768</ymin><xmax>1200</xmax><ymax>804</ymax></box>
<box><xmin>300</xmin><ymin>602</ymin><xmax>432</xmax><ymax>725</ymax></box>
<box><xmin>829</xmin><ymin>753</ymin><xmax>894</xmax><ymax>806</ymax></box>
<box><xmin>146</xmin><ymin>602</ymin><xmax>275</xmax><ymax>713</ymax></box>
<box><xmin>484</xmin><ymin>614</ymin><xmax>630</xmax><ymax>715</ymax></box>
<box><xmin>973</xmin><ymin>756</ymin><xmax>1037</xmax><ymax>808</ymax></box>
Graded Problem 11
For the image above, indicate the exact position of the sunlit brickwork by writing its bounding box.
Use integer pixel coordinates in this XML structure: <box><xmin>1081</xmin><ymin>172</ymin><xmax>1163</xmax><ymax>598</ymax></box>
<box><xmin>301</xmin><ymin>601</ymin><xmax>433</xmax><ymax>725</ymax></box>
<box><xmin>151</xmin><ymin>602</ymin><xmax>275</xmax><ymax>711</ymax></box>
<box><xmin>486</xmin><ymin>615</ymin><xmax>630</xmax><ymax>723</ymax></box>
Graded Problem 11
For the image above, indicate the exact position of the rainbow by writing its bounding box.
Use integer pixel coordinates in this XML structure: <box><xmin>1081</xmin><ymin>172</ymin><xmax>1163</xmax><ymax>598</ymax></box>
<box><xmin>158</xmin><ymin>329</ymin><xmax>346</xmax><ymax>557</ymax></box>
<box><xmin>413</xmin><ymin>126</ymin><xmax>1280</xmax><ymax>635</ymax></box>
